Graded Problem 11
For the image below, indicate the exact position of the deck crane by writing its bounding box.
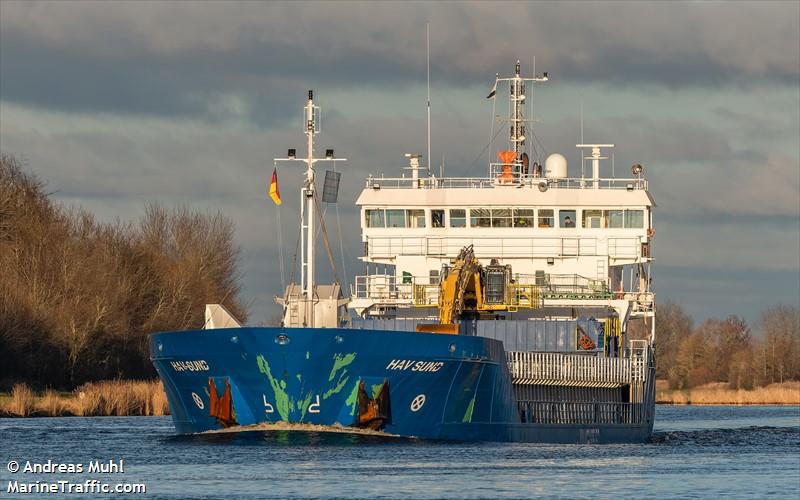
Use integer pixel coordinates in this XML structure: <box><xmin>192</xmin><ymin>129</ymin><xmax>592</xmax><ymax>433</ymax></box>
<box><xmin>417</xmin><ymin>245</ymin><xmax>538</xmax><ymax>334</ymax></box>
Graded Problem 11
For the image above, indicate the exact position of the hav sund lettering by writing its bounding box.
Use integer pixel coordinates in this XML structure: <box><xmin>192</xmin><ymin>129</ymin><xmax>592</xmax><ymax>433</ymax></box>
<box><xmin>385</xmin><ymin>359</ymin><xmax>444</xmax><ymax>372</ymax></box>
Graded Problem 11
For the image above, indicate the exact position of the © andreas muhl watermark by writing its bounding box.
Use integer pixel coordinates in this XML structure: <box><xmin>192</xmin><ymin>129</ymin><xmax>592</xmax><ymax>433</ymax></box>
<box><xmin>5</xmin><ymin>459</ymin><xmax>146</xmax><ymax>495</ymax></box>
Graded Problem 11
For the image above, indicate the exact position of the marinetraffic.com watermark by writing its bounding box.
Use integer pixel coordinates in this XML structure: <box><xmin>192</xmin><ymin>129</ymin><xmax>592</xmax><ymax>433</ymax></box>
<box><xmin>5</xmin><ymin>459</ymin><xmax>146</xmax><ymax>495</ymax></box>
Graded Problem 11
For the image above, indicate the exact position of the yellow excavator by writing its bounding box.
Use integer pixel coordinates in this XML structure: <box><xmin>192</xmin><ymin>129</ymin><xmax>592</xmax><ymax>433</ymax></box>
<box><xmin>417</xmin><ymin>245</ymin><xmax>531</xmax><ymax>334</ymax></box>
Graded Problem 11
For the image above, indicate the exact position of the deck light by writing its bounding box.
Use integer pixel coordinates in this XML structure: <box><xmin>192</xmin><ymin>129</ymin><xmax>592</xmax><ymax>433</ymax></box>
<box><xmin>326</xmin><ymin>149</ymin><xmax>334</xmax><ymax>159</ymax></box>
<box><xmin>626</xmin><ymin>183</ymin><xmax>634</xmax><ymax>191</ymax></box>
<box><xmin>547</xmin><ymin>257</ymin><xmax>555</xmax><ymax>265</ymax></box>
<box><xmin>288</xmin><ymin>148</ymin><xmax>296</xmax><ymax>159</ymax></box>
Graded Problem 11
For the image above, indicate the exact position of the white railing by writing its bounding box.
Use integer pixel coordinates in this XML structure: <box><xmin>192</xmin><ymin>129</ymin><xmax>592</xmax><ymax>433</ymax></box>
<box><xmin>508</xmin><ymin>351</ymin><xmax>645</xmax><ymax>388</ymax></box>
<box><xmin>365</xmin><ymin>175</ymin><xmax>648</xmax><ymax>191</ymax></box>
<box><xmin>367</xmin><ymin>235</ymin><xmax>642</xmax><ymax>259</ymax></box>
<box><xmin>352</xmin><ymin>274</ymin><xmax>439</xmax><ymax>306</ymax></box>
<box><xmin>353</xmin><ymin>272</ymin><xmax>617</xmax><ymax>306</ymax></box>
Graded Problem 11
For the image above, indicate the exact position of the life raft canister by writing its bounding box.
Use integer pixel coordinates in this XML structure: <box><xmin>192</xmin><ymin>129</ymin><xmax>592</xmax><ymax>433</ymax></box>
<box><xmin>498</xmin><ymin>150</ymin><xmax>517</xmax><ymax>184</ymax></box>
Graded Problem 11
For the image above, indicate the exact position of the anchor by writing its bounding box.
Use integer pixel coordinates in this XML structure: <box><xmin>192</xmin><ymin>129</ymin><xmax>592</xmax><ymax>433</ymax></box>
<box><xmin>354</xmin><ymin>379</ymin><xmax>391</xmax><ymax>430</ymax></box>
<box><xmin>208</xmin><ymin>378</ymin><xmax>237</xmax><ymax>428</ymax></box>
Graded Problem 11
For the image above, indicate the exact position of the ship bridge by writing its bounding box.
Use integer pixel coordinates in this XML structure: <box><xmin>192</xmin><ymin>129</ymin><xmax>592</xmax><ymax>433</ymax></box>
<box><xmin>349</xmin><ymin>146</ymin><xmax>655</xmax><ymax>322</ymax></box>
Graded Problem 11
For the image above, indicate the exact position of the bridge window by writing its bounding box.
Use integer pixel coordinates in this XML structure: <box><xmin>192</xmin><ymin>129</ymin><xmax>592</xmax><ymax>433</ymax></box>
<box><xmin>365</xmin><ymin>209</ymin><xmax>385</xmax><ymax>228</ymax></box>
<box><xmin>431</xmin><ymin>209</ymin><xmax>444</xmax><ymax>228</ymax></box>
<box><xmin>407</xmin><ymin>209</ymin><xmax>426</xmax><ymax>228</ymax></box>
<box><xmin>582</xmin><ymin>210</ymin><xmax>604</xmax><ymax>228</ymax></box>
<box><xmin>559</xmin><ymin>210</ymin><xmax>576</xmax><ymax>228</ymax></box>
<box><xmin>624</xmin><ymin>210</ymin><xmax>644</xmax><ymax>228</ymax></box>
<box><xmin>386</xmin><ymin>209</ymin><xmax>405</xmax><ymax>228</ymax></box>
<box><xmin>491</xmin><ymin>208</ymin><xmax>512</xmax><ymax>227</ymax></box>
<box><xmin>514</xmin><ymin>209</ymin><xmax>535</xmax><ymax>228</ymax></box>
<box><xmin>607</xmin><ymin>210</ymin><xmax>624</xmax><ymax>228</ymax></box>
<box><xmin>470</xmin><ymin>208</ymin><xmax>491</xmax><ymax>227</ymax></box>
<box><xmin>538</xmin><ymin>209</ymin><xmax>554</xmax><ymax>228</ymax></box>
<box><xmin>450</xmin><ymin>209</ymin><xmax>466</xmax><ymax>228</ymax></box>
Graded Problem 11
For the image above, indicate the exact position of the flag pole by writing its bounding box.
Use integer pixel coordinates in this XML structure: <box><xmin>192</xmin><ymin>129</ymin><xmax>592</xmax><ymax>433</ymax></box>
<box><xmin>426</xmin><ymin>22</ymin><xmax>431</xmax><ymax>176</ymax></box>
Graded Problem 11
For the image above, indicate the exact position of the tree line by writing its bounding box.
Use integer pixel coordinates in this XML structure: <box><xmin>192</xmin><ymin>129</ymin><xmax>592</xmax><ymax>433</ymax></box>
<box><xmin>0</xmin><ymin>154</ymin><xmax>246</xmax><ymax>390</ymax></box>
<box><xmin>651</xmin><ymin>300</ymin><xmax>799</xmax><ymax>390</ymax></box>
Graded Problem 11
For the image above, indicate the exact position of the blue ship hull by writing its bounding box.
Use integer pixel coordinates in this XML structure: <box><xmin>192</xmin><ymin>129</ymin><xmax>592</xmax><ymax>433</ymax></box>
<box><xmin>150</xmin><ymin>327</ymin><xmax>653</xmax><ymax>443</ymax></box>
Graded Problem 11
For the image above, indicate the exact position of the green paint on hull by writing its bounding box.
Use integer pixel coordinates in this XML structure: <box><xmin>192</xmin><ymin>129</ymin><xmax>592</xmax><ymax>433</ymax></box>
<box><xmin>323</xmin><ymin>375</ymin><xmax>350</xmax><ymax>399</ymax></box>
<box><xmin>257</xmin><ymin>355</ymin><xmax>290</xmax><ymax>421</ymax></box>
<box><xmin>371</xmin><ymin>383</ymin><xmax>383</xmax><ymax>399</ymax></box>
<box><xmin>344</xmin><ymin>381</ymin><xmax>360</xmax><ymax>416</ymax></box>
<box><xmin>463</xmin><ymin>397</ymin><xmax>476</xmax><ymax>423</ymax></box>
<box><xmin>298</xmin><ymin>391</ymin><xmax>313</xmax><ymax>421</ymax></box>
<box><xmin>321</xmin><ymin>352</ymin><xmax>357</xmax><ymax>401</ymax></box>
<box><xmin>328</xmin><ymin>353</ymin><xmax>356</xmax><ymax>381</ymax></box>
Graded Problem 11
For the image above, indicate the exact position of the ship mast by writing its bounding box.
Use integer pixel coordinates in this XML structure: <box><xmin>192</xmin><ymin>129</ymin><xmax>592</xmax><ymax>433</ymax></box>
<box><xmin>510</xmin><ymin>61</ymin><xmax>525</xmax><ymax>158</ymax></box>
<box><xmin>495</xmin><ymin>60</ymin><xmax>549</xmax><ymax>162</ymax></box>
<box><xmin>302</xmin><ymin>90</ymin><xmax>315</xmax><ymax>302</ymax></box>
<box><xmin>275</xmin><ymin>90</ymin><xmax>346</xmax><ymax>326</ymax></box>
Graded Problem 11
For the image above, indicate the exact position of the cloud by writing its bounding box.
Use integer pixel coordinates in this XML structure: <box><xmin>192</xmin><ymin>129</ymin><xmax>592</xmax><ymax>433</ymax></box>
<box><xmin>1</xmin><ymin>1</ymin><xmax>799</xmax><ymax>323</ymax></box>
<box><xmin>655</xmin><ymin>265</ymin><xmax>800</xmax><ymax>326</ymax></box>
<box><xmin>2</xmin><ymin>1</ymin><xmax>798</xmax><ymax>122</ymax></box>
<box><xmin>608</xmin><ymin>119</ymin><xmax>800</xmax><ymax>218</ymax></box>
<box><xmin>655</xmin><ymin>215</ymin><xmax>800</xmax><ymax>272</ymax></box>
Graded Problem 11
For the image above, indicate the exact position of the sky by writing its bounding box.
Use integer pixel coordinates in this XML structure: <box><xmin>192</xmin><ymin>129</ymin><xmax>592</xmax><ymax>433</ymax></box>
<box><xmin>1</xmin><ymin>0</ymin><xmax>798</xmax><ymax>329</ymax></box>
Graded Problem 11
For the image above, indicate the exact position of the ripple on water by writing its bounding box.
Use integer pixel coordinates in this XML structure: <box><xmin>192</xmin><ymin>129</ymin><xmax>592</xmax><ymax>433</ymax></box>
<box><xmin>0</xmin><ymin>406</ymin><xmax>798</xmax><ymax>499</ymax></box>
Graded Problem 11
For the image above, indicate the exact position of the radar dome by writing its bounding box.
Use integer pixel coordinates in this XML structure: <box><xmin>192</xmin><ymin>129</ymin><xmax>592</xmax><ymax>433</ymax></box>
<box><xmin>545</xmin><ymin>153</ymin><xmax>568</xmax><ymax>179</ymax></box>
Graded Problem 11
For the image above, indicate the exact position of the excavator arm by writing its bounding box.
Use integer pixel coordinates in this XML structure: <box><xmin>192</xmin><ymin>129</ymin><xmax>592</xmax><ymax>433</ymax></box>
<box><xmin>417</xmin><ymin>245</ymin><xmax>483</xmax><ymax>334</ymax></box>
<box><xmin>416</xmin><ymin>245</ymin><xmax>538</xmax><ymax>334</ymax></box>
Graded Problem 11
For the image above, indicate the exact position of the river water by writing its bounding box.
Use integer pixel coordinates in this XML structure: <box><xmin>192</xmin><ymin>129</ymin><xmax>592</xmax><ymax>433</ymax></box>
<box><xmin>1</xmin><ymin>406</ymin><xmax>798</xmax><ymax>499</ymax></box>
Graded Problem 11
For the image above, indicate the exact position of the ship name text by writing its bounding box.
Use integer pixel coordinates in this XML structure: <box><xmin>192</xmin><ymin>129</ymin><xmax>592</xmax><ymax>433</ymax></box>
<box><xmin>385</xmin><ymin>359</ymin><xmax>444</xmax><ymax>372</ymax></box>
<box><xmin>170</xmin><ymin>360</ymin><xmax>209</xmax><ymax>372</ymax></box>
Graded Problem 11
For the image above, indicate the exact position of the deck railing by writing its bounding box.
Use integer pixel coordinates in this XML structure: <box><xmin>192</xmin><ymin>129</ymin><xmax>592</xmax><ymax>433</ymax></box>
<box><xmin>352</xmin><ymin>273</ymin><xmax>613</xmax><ymax>306</ymax></box>
<box><xmin>517</xmin><ymin>400</ymin><xmax>645</xmax><ymax>425</ymax></box>
<box><xmin>507</xmin><ymin>351</ymin><xmax>644</xmax><ymax>387</ymax></box>
<box><xmin>365</xmin><ymin>175</ymin><xmax>648</xmax><ymax>191</ymax></box>
<box><xmin>365</xmin><ymin>235</ymin><xmax>643</xmax><ymax>260</ymax></box>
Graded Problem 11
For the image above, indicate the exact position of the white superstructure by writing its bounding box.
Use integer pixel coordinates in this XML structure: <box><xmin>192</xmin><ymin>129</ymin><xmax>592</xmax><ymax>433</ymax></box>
<box><xmin>349</xmin><ymin>62</ymin><xmax>655</xmax><ymax>338</ymax></box>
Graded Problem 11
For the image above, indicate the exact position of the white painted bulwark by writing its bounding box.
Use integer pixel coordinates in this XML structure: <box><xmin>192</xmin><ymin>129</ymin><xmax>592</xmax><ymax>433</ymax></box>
<box><xmin>204</xmin><ymin>304</ymin><xmax>242</xmax><ymax>329</ymax></box>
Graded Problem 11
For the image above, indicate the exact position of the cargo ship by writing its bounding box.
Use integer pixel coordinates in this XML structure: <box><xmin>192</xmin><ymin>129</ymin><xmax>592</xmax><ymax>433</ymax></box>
<box><xmin>150</xmin><ymin>62</ymin><xmax>657</xmax><ymax>443</ymax></box>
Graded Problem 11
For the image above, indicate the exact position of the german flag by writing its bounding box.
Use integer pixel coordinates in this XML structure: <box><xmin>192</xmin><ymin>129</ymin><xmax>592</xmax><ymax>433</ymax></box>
<box><xmin>269</xmin><ymin>168</ymin><xmax>281</xmax><ymax>205</ymax></box>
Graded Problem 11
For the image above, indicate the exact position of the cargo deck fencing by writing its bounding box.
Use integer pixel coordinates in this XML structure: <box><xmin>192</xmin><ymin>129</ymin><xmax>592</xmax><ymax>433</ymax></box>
<box><xmin>517</xmin><ymin>401</ymin><xmax>645</xmax><ymax>425</ymax></box>
<box><xmin>508</xmin><ymin>351</ymin><xmax>643</xmax><ymax>388</ymax></box>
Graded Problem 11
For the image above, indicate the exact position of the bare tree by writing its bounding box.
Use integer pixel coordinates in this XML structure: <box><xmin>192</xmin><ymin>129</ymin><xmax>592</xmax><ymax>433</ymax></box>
<box><xmin>759</xmin><ymin>304</ymin><xmax>800</xmax><ymax>384</ymax></box>
<box><xmin>652</xmin><ymin>300</ymin><xmax>693</xmax><ymax>380</ymax></box>
<box><xmin>0</xmin><ymin>154</ymin><xmax>247</xmax><ymax>389</ymax></box>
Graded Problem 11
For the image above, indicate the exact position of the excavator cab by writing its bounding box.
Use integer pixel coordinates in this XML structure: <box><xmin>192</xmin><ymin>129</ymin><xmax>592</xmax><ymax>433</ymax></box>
<box><xmin>417</xmin><ymin>245</ymin><xmax>516</xmax><ymax>335</ymax></box>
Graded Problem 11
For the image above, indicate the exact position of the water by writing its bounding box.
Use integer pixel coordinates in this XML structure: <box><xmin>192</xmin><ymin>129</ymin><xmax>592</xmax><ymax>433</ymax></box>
<box><xmin>1</xmin><ymin>406</ymin><xmax>798</xmax><ymax>499</ymax></box>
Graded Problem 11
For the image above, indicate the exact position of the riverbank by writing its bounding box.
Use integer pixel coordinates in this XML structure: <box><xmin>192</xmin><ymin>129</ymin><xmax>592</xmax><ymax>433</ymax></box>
<box><xmin>3</xmin><ymin>379</ymin><xmax>799</xmax><ymax>417</ymax></box>
<box><xmin>656</xmin><ymin>381</ymin><xmax>800</xmax><ymax>405</ymax></box>
<box><xmin>0</xmin><ymin>380</ymin><xmax>169</xmax><ymax>417</ymax></box>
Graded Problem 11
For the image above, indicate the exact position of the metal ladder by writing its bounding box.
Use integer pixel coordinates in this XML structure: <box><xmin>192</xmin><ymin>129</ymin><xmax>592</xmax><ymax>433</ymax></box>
<box><xmin>596</xmin><ymin>259</ymin><xmax>606</xmax><ymax>281</ymax></box>
<box><xmin>288</xmin><ymin>302</ymin><xmax>301</xmax><ymax>327</ymax></box>
<box><xmin>629</xmin><ymin>340</ymin><xmax>648</xmax><ymax>386</ymax></box>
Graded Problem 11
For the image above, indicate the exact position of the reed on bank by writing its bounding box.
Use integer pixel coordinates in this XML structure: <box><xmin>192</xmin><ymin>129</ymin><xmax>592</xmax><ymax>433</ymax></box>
<box><xmin>0</xmin><ymin>380</ymin><xmax>169</xmax><ymax>417</ymax></box>
<box><xmin>656</xmin><ymin>380</ymin><xmax>800</xmax><ymax>405</ymax></box>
